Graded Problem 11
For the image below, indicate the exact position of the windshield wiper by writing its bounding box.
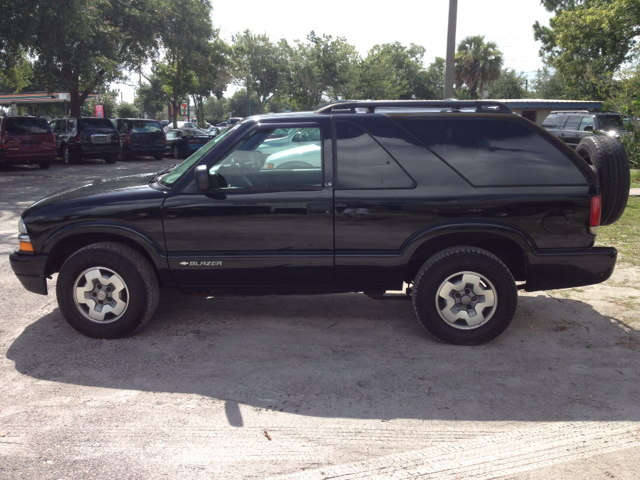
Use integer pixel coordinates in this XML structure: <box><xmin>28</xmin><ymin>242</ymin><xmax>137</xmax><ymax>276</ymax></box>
<box><xmin>149</xmin><ymin>164</ymin><xmax>177</xmax><ymax>183</ymax></box>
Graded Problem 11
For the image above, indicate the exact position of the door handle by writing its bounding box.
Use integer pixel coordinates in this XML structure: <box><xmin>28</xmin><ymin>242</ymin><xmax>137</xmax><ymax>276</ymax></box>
<box><xmin>307</xmin><ymin>203</ymin><xmax>331</xmax><ymax>215</ymax></box>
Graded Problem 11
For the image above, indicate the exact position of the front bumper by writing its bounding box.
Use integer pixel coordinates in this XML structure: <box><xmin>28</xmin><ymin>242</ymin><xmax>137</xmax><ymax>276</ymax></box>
<box><xmin>525</xmin><ymin>247</ymin><xmax>617</xmax><ymax>292</ymax></box>
<box><xmin>9</xmin><ymin>250</ymin><xmax>49</xmax><ymax>295</ymax></box>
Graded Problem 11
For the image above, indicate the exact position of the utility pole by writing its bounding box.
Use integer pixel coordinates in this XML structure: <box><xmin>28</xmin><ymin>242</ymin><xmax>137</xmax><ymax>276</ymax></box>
<box><xmin>444</xmin><ymin>0</ymin><xmax>458</xmax><ymax>99</ymax></box>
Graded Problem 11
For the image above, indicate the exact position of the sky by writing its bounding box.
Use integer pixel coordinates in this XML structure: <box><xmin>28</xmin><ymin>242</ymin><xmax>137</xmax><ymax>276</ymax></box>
<box><xmin>113</xmin><ymin>0</ymin><xmax>554</xmax><ymax>103</ymax></box>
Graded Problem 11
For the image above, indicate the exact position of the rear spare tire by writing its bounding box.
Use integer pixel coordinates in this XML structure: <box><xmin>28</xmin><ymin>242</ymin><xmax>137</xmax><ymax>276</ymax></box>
<box><xmin>576</xmin><ymin>136</ymin><xmax>630</xmax><ymax>225</ymax></box>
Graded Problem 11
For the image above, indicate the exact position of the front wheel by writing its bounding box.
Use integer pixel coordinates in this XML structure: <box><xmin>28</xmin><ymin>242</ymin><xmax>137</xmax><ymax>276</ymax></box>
<box><xmin>172</xmin><ymin>145</ymin><xmax>181</xmax><ymax>159</ymax></box>
<box><xmin>62</xmin><ymin>145</ymin><xmax>77</xmax><ymax>165</ymax></box>
<box><xmin>412</xmin><ymin>246</ymin><xmax>517</xmax><ymax>345</ymax></box>
<box><xmin>56</xmin><ymin>242</ymin><xmax>159</xmax><ymax>339</ymax></box>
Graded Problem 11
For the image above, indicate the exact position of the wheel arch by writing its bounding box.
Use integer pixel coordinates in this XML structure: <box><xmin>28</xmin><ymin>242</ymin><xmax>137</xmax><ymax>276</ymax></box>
<box><xmin>404</xmin><ymin>225</ymin><xmax>532</xmax><ymax>284</ymax></box>
<box><xmin>42</xmin><ymin>225</ymin><xmax>171</xmax><ymax>287</ymax></box>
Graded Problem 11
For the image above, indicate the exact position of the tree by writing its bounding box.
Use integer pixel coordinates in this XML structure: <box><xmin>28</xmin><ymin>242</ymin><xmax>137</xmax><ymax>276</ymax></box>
<box><xmin>454</xmin><ymin>35</ymin><xmax>503</xmax><ymax>99</ymax></box>
<box><xmin>145</xmin><ymin>0</ymin><xmax>216</xmax><ymax>127</ymax></box>
<box><xmin>190</xmin><ymin>35</ymin><xmax>233</xmax><ymax>128</ymax></box>
<box><xmin>284</xmin><ymin>32</ymin><xmax>361</xmax><ymax>110</ymax></box>
<box><xmin>485</xmin><ymin>69</ymin><xmax>528</xmax><ymax>99</ymax></box>
<box><xmin>232</xmin><ymin>31</ymin><xmax>288</xmax><ymax>114</ymax></box>
<box><xmin>422</xmin><ymin>57</ymin><xmax>446</xmax><ymax>99</ymax></box>
<box><xmin>115</xmin><ymin>101</ymin><xmax>140</xmax><ymax>118</ymax></box>
<box><xmin>135</xmin><ymin>74</ymin><xmax>168</xmax><ymax>119</ymax></box>
<box><xmin>533</xmin><ymin>0</ymin><xmax>640</xmax><ymax>98</ymax></box>
<box><xmin>531</xmin><ymin>66</ymin><xmax>568</xmax><ymax>99</ymax></box>
<box><xmin>0</xmin><ymin>0</ymin><xmax>159</xmax><ymax>117</ymax></box>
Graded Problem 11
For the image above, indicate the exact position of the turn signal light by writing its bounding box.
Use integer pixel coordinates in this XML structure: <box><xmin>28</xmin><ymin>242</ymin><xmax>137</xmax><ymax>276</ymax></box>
<box><xmin>589</xmin><ymin>194</ymin><xmax>602</xmax><ymax>235</ymax></box>
<box><xmin>19</xmin><ymin>241</ymin><xmax>34</xmax><ymax>252</ymax></box>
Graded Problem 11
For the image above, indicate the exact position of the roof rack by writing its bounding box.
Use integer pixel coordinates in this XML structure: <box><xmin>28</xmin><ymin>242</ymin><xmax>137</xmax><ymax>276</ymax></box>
<box><xmin>550</xmin><ymin>110</ymin><xmax>590</xmax><ymax>114</ymax></box>
<box><xmin>314</xmin><ymin>100</ymin><xmax>512</xmax><ymax>115</ymax></box>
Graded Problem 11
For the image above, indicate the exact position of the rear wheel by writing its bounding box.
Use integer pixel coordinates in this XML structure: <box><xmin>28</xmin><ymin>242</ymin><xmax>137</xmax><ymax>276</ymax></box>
<box><xmin>154</xmin><ymin>154</ymin><xmax>164</xmax><ymax>160</ymax></box>
<box><xmin>38</xmin><ymin>161</ymin><xmax>51</xmax><ymax>170</ymax></box>
<box><xmin>62</xmin><ymin>145</ymin><xmax>77</xmax><ymax>165</ymax></box>
<box><xmin>576</xmin><ymin>136</ymin><xmax>630</xmax><ymax>225</ymax></box>
<box><xmin>56</xmin><ymin>242</ymin><xmax>159</xmax><ymax>339</ymax></box>
<box><xmin>105</xmin><ymin>155</ymin><xmax>117</xmax><ymax>164</ymax></box>
<box><xmin>412</xmin><ymin>246</ymin><xmax>517</xmax><ymax>345</ymax></box>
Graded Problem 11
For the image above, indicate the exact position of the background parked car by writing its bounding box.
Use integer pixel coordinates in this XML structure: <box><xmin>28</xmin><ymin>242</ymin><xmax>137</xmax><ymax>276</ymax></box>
<box><xmin>49</xmin><ymin>117</ymin><xmax>121</xmax><ymax>164</ymax></box>
<box><xmin>0</xmin><ymin>116</ymin><xmax>56</xmax><ymax>169</ymax></box>
<box><xmin>541</xmin><ymin>110</ymin><xmax>627</xmax><ymax>149</ymax></box>
<box><xmin>114</xmin><ymin>118</ymin><xmax>166</xmax><ymax>160</ymax></box>
<box><xmin>165</xmin><ymin>129</ymin><xmax>214</xmax><ymax>159</ymax></box>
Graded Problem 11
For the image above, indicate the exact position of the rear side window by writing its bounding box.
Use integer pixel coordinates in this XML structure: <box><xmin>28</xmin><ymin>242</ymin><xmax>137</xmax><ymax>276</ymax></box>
<box><xmin>563</xmin><ymin>115</ymin><xmax>583</xmax><ymax>130</ymax></box>
<box><xmin>131</xmin><ymin>121</ymin><xmax>162</xmax><ymax>133</ymax></box>
<box><xmin>396</xmin><ymin>118</ymin><xmax>586</xmax><ymax>186</ymax></box>
<box><xmin>335</xmin><ymin>121</ymin><xmax>414</xmax><ymax>189</ymax></box>
<box><xmin>5</xmin><ymin>117</ymin><xmax>52</xmax><ymax>135</ymax></box>
<box><xmin>541</xmin><ymin>114</ymin><xmax>566</xmax><ymax>129</ymax></box>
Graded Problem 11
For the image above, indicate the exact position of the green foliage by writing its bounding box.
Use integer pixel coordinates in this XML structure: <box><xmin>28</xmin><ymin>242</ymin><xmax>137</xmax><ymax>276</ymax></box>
<box><xmin>595</xmin><ymin>197</ymin><xmax>640</xmax><ymax>266</ymax></box>
<box><xmin>135</xmin><ymin>75</ymin><xmax>167</xmax><ymax>118</ymax></box>
<box><xmin>1</xmin><ymin>0</ymin><xmax>160</xmax><ymax>116</ymax></box>
<box><xmin>454</xmin><ymin>36</ymin><xmax>503</xmax><ymax>99</ymax></box>
<box><xmin>148</xmin><ymin>0</ymin><xmax>215</xmax><ymax>127</ymax></box>
<box><xmin>485</xmin><ymin>69</ymin><xmax>528</xmax><ymax>99</ymax></box>
<box><xmin>226</xmin><ymin>89</ymin><xmax>260</xmax><ymax>118</ymax></box>
<box><xmin>0</xmin><ymin>53</ymin><xmax>32</xmax><ymax>93</ymax></box>
<box><xmin>284</xmin><ymin>31</ymin><xmax>361</xmax><ymax>110</ymax></box>
<box><xmin>531</xmin><ymin>66</ymin><xmax>568</xmax><ymax>98</ymax></box>
<box><xmin>204</xmin><ymin>96</ymin><xmax>230</xmax><ymax>124</ymax></box>
<box><xmin>232</xmin><ymin>31</ymin><xmax>288</xmax><ymax>113</ymax></box>
<box><xmin>81</xmin><ymin>89</ymin><xmax>118</xmax><ymax>118</ymax></box>
<box><xmin>534</xmin><ymin>0</ymin><xmax>640</xmax><ymax>99</ymax></box>
<box><xmin>115</xmin><ymin>102</ymin><xmax>140</xmax><ymax>118</ymax></box>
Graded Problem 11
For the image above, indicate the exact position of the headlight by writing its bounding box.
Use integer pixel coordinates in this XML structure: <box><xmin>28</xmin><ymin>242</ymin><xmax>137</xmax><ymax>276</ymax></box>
<box><xmin>607</xmin><ymin>130</ymin><xmax>619</xmax><ymax>138</ymax></box>
<box><xmin>18</xmin><ymin>217</ymin><xmax>27</xmax><ymax>234</ymax></box>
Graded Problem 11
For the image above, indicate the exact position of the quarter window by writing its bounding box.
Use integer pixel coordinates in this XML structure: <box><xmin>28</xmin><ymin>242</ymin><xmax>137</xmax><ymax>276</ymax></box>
<box><xmin>335</xmin><ymin>121</ymin><xmax>414</xmax><ymax>190</ymax></box>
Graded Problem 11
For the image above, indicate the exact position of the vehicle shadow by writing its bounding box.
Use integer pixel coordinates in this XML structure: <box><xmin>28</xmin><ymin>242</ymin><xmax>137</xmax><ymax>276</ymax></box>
<box><xmin>6</xmin><ymin>291</ymin><xmax>640</xmax><ymax>426</ymax></box>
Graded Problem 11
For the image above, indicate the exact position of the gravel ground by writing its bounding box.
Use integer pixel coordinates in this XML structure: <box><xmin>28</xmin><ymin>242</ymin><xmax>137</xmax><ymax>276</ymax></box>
<box><xmin>1</xmin><ymin>159</ymin><xmax>639</xmax><ymax>480</ymax></box>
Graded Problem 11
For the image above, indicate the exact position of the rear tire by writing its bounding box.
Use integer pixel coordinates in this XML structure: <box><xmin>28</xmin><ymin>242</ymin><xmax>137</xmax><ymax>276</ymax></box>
<box><xmin>56</xmin><ymin>242</ymin><xmax>159</xmax><ymax>339</ymax></box>
<box><xmin>38</xmin><ymin>161</ymin><xmax>51</xmax><ymax>170</ymax></box>
<box><xmin>105</xmin><ymin>155</ymin><xmax>117</xmax><ymax>164</ymax></box>
<box><xmin>172</xmin><ymin>146</ymin><xmax>181</xmax><ymax>159</ymax></box>
<box><xmin>412</xmin><ymin>246</ymin><xmax>517</xmax><ymax>345</ymax></box>
<box><xmin>62</xmin><ymin>145</ymin><xmax>78</xmax><ymax>165</ymax></box>
<box><xmin>576</xmin><ymin>136</ymin><xmax>630</xmax><ymax>225</ymax></box>
<box><xmin>154</xmin><ymin>154</ymin><xmax>164</xmax><ymax>160</ymax></box>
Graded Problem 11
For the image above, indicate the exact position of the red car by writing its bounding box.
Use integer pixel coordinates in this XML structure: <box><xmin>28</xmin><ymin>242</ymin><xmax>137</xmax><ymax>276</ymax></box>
<box><xmin>0</xmin><ymin>116</ymin><xmax>57</xmax><ymax>169</ymax></box>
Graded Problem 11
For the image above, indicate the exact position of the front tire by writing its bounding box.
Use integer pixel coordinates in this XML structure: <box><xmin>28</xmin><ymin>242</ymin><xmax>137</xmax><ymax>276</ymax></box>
<box><xmin>172</xmin><ymin>145</ymin><xmax>181</xmax><ymax>159</ymax></box>
<box><xmin>412</xmin><ymin>246</ymin><xmax>517</xmax><ymax>345</ymax></box>
<box><xmin>56</xmin><ymin>242</ymin><xmax>159</xmax><ymax>339</ymax></box>
<box><xmin>62</xmin><ymin>145</ymin><xmax>77</xmax><ymax>165</ymax></box>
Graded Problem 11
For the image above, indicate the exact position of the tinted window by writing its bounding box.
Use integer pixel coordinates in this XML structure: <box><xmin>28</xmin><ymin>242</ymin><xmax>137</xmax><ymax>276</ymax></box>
<box><xmin>396</xmin><ymin>118</ymin><xmax>586</xmax><ymax>186</ymax></box>
<box><xmin>5</xmin><ymin>117</ymin><xmax>52</xmax><ymax>135</ymax></box>
<box><xmin>541</xmin><ymin>114</ymin><xmax>566</xmax><ymax>128</ymax></box>
<box><xmin>131</xmin><ymin>120</ymin><xmax>162</xmax><ymax>133</ymax></box>
<box><xmin>563</xmin><ymin>115</ymin><xmax>583</xmax><ymax>130</ymax></box>
<box><xmin>335</xmin><ymin>121</ymin><xmax>414</xmax><ymax>190</ymax></box>
<box><xmin>81</xmin><ymin>119</ymin><xmax>116</xmax><ymax>135</ymax></box>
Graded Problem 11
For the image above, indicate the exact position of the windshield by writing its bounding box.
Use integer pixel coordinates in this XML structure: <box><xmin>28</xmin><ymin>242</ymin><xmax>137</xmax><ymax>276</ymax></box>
<box><xmin>158</xmin><ymin>123</ymin><xmax>243</xmax><ymax>187</ymax></box>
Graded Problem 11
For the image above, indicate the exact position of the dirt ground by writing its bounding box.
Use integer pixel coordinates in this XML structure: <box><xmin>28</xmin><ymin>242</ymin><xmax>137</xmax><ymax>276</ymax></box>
<box><xmin>1</xmin><ymin>160</ymin><xmax>639</xmax><ymax>480</ymax></box>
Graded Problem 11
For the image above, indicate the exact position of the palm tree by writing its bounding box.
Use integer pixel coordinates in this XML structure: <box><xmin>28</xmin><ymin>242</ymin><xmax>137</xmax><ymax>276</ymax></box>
<box><xmin>454</xmin><ymin>36</ymin><xmax>504</xmax><ymax>98</ymax></box>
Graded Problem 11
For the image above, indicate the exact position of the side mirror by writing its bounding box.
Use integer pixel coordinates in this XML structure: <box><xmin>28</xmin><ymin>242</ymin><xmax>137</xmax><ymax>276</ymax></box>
<box><xmin>194</xmin><ymin>165</ymin><xmax>210</xmax><ymax>190</ymax></box>
<box><xmin>584</xmin><ymin>126</ymin><xmax>593</xmax><ymax>132</ymax></box>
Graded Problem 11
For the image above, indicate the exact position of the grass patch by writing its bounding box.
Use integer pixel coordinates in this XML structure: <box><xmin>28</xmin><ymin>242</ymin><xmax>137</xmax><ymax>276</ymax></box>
<box><xmin>631</xmin><ymin>169</ymin><xmax>640</xmax><ymax>189</ymax></box>
<box><xmin>596</xmin><ymin>196</ymin><xmax>640</xmax><ymax>267</ymax></box>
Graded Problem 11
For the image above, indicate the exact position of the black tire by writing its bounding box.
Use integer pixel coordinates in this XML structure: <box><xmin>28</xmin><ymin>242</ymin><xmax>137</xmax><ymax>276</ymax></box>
<box><xmin>56</xmin><ymin>242</ymin><xmax>159</xmax><ymax>339</ymax></box>
<box><xmin>576</xmin><ymin>136</ymin><xmax>630</xmax><ymax>226</ymax></box>
<box><xmin>154</xmin><ymin>154</ymin><xmax>164</xmax><ymax>160</ymax></box>
<box><xmin>62</xmin><ymin>145</ymin><xmax>77</xmax><ymax>165</ymax></box>
<box><xmin>38</xmin><ymin>161</ymin><xmax>51</xmax><ymax>170</ymax></box>
<box><xmin>172</xmin><ymin>145</ymin><xmax>181</xmax><ymax>159</ymax></box>
<box><xmin>412</xmin><ymin>246</ymin><xmax>517</xmax><ymax>345</ymax></box>
<box><xmin>105</xmin><ymin>155</ymin><xmax>117</xmax><ymax>164</ymax></box>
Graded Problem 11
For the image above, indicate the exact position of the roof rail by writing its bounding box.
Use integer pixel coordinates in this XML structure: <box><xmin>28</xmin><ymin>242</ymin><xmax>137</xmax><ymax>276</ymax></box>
<box><xmin>314</xmin><ymin>100</ymin><xmax>513</xmax><ymax>115</ymax></box>
<box><xmin>550</xmin><ymin>110</ymin><xmax>590</xmax><ymax>114</ymax></box>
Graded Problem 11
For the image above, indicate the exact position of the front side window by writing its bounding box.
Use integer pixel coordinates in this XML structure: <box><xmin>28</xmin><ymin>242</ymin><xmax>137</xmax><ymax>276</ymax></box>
<box><xmin>208</xmin><ymin>126</ymin><xmax>323</xmax><ymax>189</ymax></box>
<box><xmin>579</xmin><ymin>117</ymin><xmax>595</xmax><ymax>131</ymax></box>
<box><xmin>563</xmin><ymin>115</ymin><xmax>583</xmax><ymax>130</ymax></box>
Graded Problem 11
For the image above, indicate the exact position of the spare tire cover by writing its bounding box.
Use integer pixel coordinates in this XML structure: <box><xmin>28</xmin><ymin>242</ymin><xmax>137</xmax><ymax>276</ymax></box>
<box><xmin>575</xmin><ymin>136</ymin><xmax>630</xmax><ymax>226</ymax></box>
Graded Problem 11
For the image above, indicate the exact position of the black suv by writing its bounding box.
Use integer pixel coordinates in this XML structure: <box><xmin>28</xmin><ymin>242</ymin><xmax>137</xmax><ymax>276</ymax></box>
<box><xmin>10</xmin><ymin>101</ymin><xmax>630</xmax><ymax>345</ymax></box>
<box><xmin>49</xmin><ymin>117</ymin><xmax>121</xmax><ymax>164</ymax></box>
<box><xmin>114</xmin><ymin>118</ymin><xmax>166</xmax><ymax>161</ymax></box>
<box><xmin>541</xmin><ymin>110</ymin><xmax>626</xmax><ymax>149</ymax></box>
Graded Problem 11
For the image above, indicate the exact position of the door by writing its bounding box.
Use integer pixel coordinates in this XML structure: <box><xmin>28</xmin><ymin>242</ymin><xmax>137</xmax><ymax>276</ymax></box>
<box><xmin>163</xmin><ymin>122</ymin><xmax>335</xmax><ymax>290</ymax></box>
